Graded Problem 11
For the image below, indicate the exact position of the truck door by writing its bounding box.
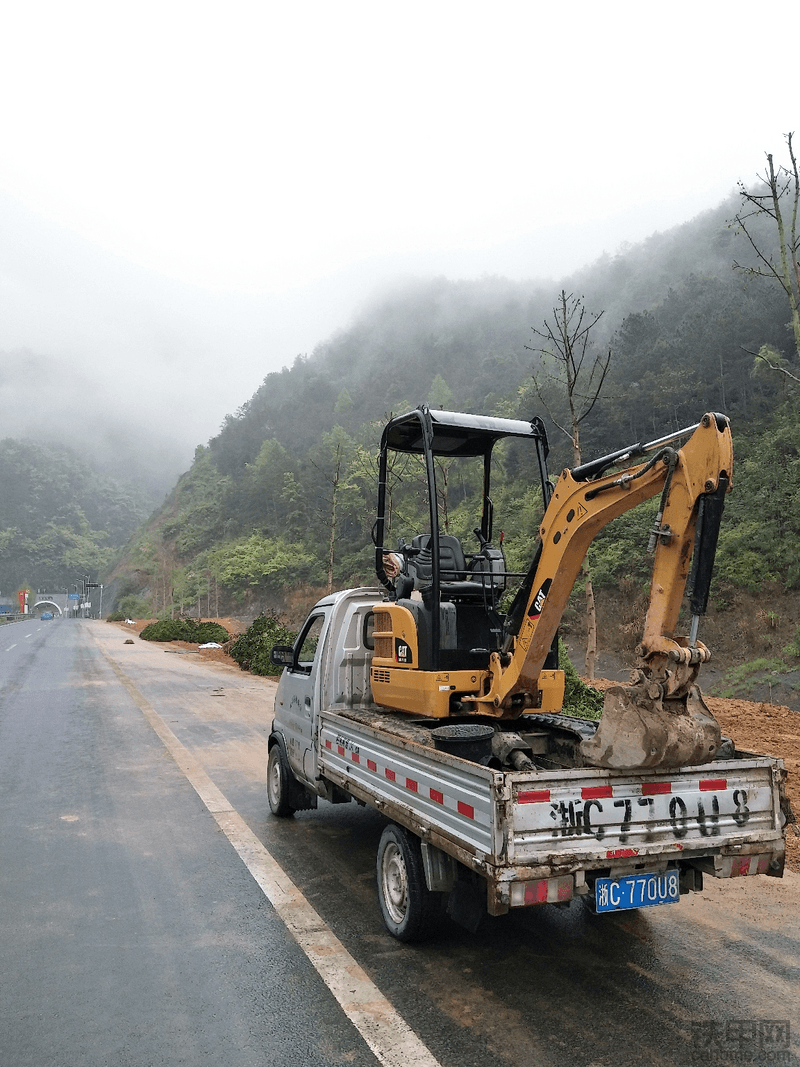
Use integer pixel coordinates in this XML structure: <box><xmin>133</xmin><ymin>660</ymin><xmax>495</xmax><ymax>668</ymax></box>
<box><xmin>276</xmin><ymin>611</ymin><xmax>327</xmax><ymax>781</ymax></box>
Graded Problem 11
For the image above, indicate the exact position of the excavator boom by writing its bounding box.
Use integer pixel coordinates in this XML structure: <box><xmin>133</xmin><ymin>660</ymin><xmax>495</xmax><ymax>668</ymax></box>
<box><xmin>495</xmin><ymin>413</ymin><xmax>732</xmax><ymax>703</ymax></box>
<box><xmin>469</xmin><ymin>412</ymin><xmax>733</xmax><ymax>768</ymax></box>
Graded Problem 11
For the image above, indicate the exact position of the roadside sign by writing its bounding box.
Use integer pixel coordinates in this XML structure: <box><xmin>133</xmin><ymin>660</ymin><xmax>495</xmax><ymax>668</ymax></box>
<box><xmin>68</xmin><ymin>594</ymin><xmax>81</xmax><ymax>600</ymax></box>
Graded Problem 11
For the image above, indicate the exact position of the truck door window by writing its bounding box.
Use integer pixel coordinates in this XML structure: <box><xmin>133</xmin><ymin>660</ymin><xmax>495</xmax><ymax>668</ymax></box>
<box><xmin>363</xmin><ymin>611</ymin><xmax>375</xmax><ymax>651</ymax></box>
<box><xmin>295</xmin><ymin>614</ymin><xmax>324</xmax><ymax>673</ymax></box>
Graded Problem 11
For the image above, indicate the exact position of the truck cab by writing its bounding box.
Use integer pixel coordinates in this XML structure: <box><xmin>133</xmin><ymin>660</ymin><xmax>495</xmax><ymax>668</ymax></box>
<box><xmin>269</xmin><ymin>589</ymin><xmax>383</xmax><ymax>806</ymax></box>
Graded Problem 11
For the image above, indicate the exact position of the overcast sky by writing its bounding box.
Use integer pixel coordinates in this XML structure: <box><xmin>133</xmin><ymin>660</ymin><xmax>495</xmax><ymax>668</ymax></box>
<box><xmin>1</xmin><ymin>0</ymin><xmax>797</xmax><ymax>484</ymax></box>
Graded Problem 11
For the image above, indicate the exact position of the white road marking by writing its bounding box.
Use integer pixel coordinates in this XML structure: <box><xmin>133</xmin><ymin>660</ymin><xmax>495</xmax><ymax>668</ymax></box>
<box><xmin>100</xmin><ymin>649</ymin><xmax>443</xmax><ymax>1067</ymax></box>
<box><xmin>5</xmin><ymin>644</ymin><xmax>16</xmax><ymax>652</ymax></box>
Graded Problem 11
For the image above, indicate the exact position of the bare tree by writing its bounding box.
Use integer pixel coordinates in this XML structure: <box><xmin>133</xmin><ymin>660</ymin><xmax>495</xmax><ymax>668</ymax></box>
<box><xmin>526</xmin><ymin>291</ymin><xmax>611</xmax><ymax>679</ymax></box>
<box><xmin>732</xmin><ymin>131</ymin><xmax>800</xmax><ymax>364</ymax></box>
<box><xmin>309</xmin><ymin>427</ymin><xmax>355</xmax><ymax>593</ymax></box>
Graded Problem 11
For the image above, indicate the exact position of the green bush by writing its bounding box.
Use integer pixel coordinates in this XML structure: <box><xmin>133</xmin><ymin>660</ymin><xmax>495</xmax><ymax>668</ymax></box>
<box><xmin>208</xmin><ymin>534</ymin><xmax>317</xmax><ymax>590</ymax></box>
<box><xmin>229</xmin><ymin>613</ymin><xmax>297</xmax><ymax>676</ymax></box>
<box><xmin>139</xmin><ymin>618</ymin><xmax>230</xmax><ymax>644</ymax></box>
<box><xmin>106</xmin><ymin>611</ymin><xmax>126</xmax><ymax>622</ymax></box>
<box><xmin>559</xmin><ymin>639</ymin><xmax>604</xmax><ymax>720</ymax></box>
<box><xmin>782</xmin><ymin>626</ymin><xmax>800</xmax><ymax>659</ymax></box>
<box><xmin>115</xmin><ymin>594</ymin><xmax>151</xmax><ymax>619</ymax></box>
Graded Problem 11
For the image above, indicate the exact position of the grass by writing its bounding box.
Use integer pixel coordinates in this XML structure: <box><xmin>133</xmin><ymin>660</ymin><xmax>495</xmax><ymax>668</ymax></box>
<box><xmin>707</xmin><ymin>656</ymin><xmax>799</xmax><ymax>699</ymax></box>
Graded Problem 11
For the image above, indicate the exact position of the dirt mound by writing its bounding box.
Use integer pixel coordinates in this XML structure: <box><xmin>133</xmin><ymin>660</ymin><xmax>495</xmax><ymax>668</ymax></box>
<box><xmin>706</xmin><ymin>695</ymin><xmax>800</xmax><ymax>873</ymax></box>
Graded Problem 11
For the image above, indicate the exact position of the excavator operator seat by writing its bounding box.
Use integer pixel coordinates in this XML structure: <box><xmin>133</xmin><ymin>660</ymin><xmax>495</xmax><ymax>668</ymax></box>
<box><xmin>410</xmin><ymin>534</ymin><xmax>504</xmax><ymax>603</ymax></box>
<box><xmin>410</xmin><ymin>534</ymin><xmax>466</xmax><ymax>580</ymax></box>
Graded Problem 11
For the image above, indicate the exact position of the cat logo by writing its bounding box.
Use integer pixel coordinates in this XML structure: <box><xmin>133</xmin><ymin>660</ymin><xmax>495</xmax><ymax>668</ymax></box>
<box><xmin>529</xmin><ymin>577</ymin><xmax>552</xmax><ymax>620</ymax></box>
<box><xmin>395</xmin><ymin>640</ymin><xmax>412</xmax><ymax>664</ymax></box>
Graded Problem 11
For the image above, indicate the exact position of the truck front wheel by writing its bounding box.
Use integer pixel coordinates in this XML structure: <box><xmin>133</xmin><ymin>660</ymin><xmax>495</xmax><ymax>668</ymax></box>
<box><xmin>376</xmin><ymin>824</ymin><xmax>441</xmax><ymax>942</ymax></box>
<box><xmin>267</xmin><ymin>743</ymin><xmax>297</xmax><ymax>817</ymax></box>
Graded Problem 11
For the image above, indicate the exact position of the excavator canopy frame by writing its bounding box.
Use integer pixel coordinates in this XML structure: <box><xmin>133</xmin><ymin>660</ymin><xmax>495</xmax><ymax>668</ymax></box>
<box><xmin>373</xmin><ymin>406</ymin><xmax>550</xmax><ymax>670</ymax></box>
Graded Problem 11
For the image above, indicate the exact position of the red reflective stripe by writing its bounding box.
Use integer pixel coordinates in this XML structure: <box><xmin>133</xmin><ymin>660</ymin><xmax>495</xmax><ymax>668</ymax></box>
<box><xmin>700</xmin><ymin>778</ymin><xmax>727</xmax><ymax>791</ymax></box>
<box><xmin>642</xmin><ymin>781</ymin><xmax>672</xmax><ymax>795</ymax></box>
<box><xmin>385</xmin><ymin>768</ymin><xmax>396</xmax><ymax>781</ymax></box>
<box><xmin>367</xmin><ymin>759</ymin><xmax>377</xmax><ymax>772</ymax></box>
<box><xmin>337</xmin><ymin>744</ymin><xmax>345</xmax><ymax>756</ymax></box>
<box><xmin>582</xmin><ymin>786</ymin><xmax>613</xmax><ymax>799</ymax></box>
<box><xmin>518</xmin><ymin>789</ymin><xmax>551</xmax><ymax>804</ymax></box>
<box><xmin>607</xmin><ymin>848</ymin><xmax>639</xmax><ymax>858</ymax></box>
<box><xmin>524</xmin><ymin>880</ymin><xmax>548</xmax><ymax>905</ymax></box>
<box><xmin>430</xmin><ymin>788</ymin><xmax>444</xmax><ymax>805</ymax></box>
<box><xmin>325</xmin><ymin>739</ymin><xmax>332</xmax><ymax>749</ymax></box>
<box><xmin>351</xmin><ymin>752</ymin><xmax>360</xmax><ymax>764</ymax></box>
<box><xmin>457</xmin><ymin>801</ymin><xmax>474</xmax><ymax>819</ymax></box>
<box><xmin>406</xmin><ymin>778</ymin><xmax>418</xmax><ymax>792</ymax></box>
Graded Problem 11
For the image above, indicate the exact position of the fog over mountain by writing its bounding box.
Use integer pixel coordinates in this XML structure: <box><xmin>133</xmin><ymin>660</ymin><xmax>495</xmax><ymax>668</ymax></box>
<box><xmin>1</xmin><ymin>3</ymin><xmax>797</xmax><ymax>496</ymax></box>
<box><xmin>0</xmin><ymin>194</ymin><xmax>373</xmax><ymax>491</ymax></box>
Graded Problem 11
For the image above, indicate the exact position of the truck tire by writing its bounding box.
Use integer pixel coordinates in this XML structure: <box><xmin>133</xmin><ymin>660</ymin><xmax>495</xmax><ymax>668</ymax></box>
<box><xmin>267</xmin><ymin>743</ymin><xmax>298</xmax><ymax>817</ymax></box>
<box><xmin>376</xmin><ymin>824</ymin><xmax>441</xmax><ymax>942</ymax></box>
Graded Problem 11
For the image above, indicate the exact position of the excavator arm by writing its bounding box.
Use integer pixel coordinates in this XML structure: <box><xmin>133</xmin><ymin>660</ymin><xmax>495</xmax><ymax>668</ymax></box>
<box><xmin>464</xmin><ymin>413</ymin><xmax>733</xmax><ymax>768</ymax></box>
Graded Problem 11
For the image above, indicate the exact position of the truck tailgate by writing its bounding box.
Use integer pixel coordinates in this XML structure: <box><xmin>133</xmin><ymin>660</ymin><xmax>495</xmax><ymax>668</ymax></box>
<box><xmin>508</xmin><ymin>759</ymin><xmax>785</xmax><ymax>870</ymax></box>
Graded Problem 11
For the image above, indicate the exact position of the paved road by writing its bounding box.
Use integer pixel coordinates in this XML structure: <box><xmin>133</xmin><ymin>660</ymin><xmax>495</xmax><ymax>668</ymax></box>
<box><xmin>2</xmin><ymin>619</ymin><xmax>798</xmax><ymax>1067</ymax></box>
<box><xmin>0</xmin><ymin>620</ymin><xmax>381</xmax><ymax>1067</ymax></box>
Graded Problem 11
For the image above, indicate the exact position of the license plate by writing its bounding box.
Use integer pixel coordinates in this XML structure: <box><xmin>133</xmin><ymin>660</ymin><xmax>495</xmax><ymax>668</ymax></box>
<box><xmin>595</xmin><ymin>870</ymin><xmax>680</xmax><ymax>912</ymax></box>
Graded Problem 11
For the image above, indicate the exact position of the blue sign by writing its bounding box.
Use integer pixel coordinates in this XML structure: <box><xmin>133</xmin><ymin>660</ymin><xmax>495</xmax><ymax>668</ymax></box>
<box><xmin>68</xmin><ymin>593</ymin><xmax>81</xmax><ymax>600</ymax></box>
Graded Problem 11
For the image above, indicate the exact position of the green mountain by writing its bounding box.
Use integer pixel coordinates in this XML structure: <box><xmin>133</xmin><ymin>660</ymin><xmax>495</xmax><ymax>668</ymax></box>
<box><xmin>108</xmin><ymin>191</ymin><xmax>800</xmax><ymax>684</ymax></box>
<box><xmin>0</xmin><ymin>439</ymin><xmax>160</xmax><ymax>597</ymax></box>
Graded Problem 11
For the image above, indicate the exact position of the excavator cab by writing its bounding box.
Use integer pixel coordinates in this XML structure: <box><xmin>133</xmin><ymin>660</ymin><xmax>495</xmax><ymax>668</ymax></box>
<box><xmin>371</xmin><ymin>405</ymin><xmax>564</xmax><ymax>718</ymax></box>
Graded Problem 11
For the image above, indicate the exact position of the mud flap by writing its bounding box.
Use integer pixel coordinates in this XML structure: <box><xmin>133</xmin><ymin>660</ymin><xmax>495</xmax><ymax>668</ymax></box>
<box><xmin>580</xmin><ymin>682</ymin><xmax>721</xmax><ymax>770</ymax></box>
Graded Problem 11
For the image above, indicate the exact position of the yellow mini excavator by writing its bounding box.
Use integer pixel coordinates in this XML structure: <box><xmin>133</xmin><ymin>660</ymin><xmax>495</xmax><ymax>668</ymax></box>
<box><xmin>371</xmin><ymin>406</ymin><xmax>733</xmax><ymax>771</ymax></box>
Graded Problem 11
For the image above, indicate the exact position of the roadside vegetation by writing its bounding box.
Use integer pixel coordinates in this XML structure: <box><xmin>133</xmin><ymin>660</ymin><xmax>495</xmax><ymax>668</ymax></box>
<box><xmin>229</xmin><ymin>613</ymin><xmax>297</xmax><ymax>676</ymax></box>
<box><xmin>138</xmin><ymin>619</ymin><xmax>230</xmax><ymax>644</ymax></box>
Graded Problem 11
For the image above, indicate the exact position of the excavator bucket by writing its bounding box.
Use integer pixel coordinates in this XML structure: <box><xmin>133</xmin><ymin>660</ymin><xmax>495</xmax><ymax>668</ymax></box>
<box><xmin>579</xmin><ymin>681</ymin><xmax>721</xmax><ymax>770</ymax></box>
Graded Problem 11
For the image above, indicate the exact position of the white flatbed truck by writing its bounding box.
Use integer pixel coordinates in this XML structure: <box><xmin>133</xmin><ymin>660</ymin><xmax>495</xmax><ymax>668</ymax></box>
<box><xmin>267</xmin><ymin>587</ymin><xmax>791</xmax><ymax>941</ymax></box>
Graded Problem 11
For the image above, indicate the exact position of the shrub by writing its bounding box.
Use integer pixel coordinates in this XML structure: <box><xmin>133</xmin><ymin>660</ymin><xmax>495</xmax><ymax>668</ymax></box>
<box><xmin>559</xmin><ymin>639</ymin><xmax>604</xmax><ymax>720</ymax></box>
<box><xmin>139</xmin><ymin>618</ymin><xmax>230</xmax><ymax>644</ymax></box>
<box><xmin>229</xmin><ymin>613</ymin><xmax>297</xmax><ymax>676</ymax></box>
<box><xmin>782</xmin><ymin>626</ymin><xmax>800</xmax><ymax>659</ymax></box>
<box><xmin>115</xmin><ymin>594</ymin><xmax>151</xmax><ymax>619</ymax></box>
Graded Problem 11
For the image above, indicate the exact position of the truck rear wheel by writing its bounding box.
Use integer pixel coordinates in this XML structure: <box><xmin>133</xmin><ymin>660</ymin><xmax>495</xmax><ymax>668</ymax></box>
<box><xmin>376</xmin><ymin>824</ymin><xmax>441</xmax><ymax>942</ymax></box>
<box><xmin>267</xmin><ymin>743</ymin><xmax>297</xmax><ymax>817</ymax></box>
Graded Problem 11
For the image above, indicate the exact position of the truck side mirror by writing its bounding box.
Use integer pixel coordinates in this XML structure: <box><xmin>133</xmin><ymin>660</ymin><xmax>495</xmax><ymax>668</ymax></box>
<box><xmin>270</xmin><ymin>645</ymin><xmax>295</xmax><ymax>667</ymax></box>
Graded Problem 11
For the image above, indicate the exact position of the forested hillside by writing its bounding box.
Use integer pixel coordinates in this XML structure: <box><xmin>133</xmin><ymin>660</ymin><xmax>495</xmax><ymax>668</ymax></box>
<box><xmin>108</xmin><ymin>187</ymin><xmax>800</xmax><ymax>686</ymax></box>
<box><xmin>0</xmin><ymin>440</ymin><xmax>159</xmax><ymax>595</ymax></box>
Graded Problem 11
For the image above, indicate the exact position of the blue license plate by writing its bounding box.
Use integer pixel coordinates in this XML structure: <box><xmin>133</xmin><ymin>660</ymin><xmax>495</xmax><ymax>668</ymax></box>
<box><xmin>595</xmin><ymin>870</ymin><xmax>680</xmax><ymax>912</ymax></box>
